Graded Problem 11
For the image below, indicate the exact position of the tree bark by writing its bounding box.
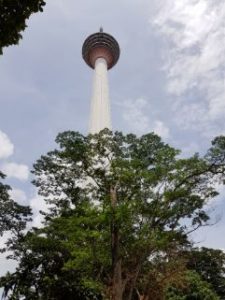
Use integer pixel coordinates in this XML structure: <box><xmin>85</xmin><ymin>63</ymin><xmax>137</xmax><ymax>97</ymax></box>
<box><xmin>126</xmin><ymin>267</ymin><xmax>141</xmax><ymax>300</ymax></box>
<box><xmin>110</xmin><ymin>186</ymin><xmax>123</xmax><ymax>300</ymax></box>
<box><xmin>111</xmin><ymin>258</ymin><xmax>123</xmax><ymax>300</ymax></box>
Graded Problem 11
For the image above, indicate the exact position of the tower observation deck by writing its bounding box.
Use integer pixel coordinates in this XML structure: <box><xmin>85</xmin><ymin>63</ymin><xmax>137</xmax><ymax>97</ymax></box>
<box><xmin>82</xmin><ymin>29</ymin><xmax>120</xmax><ymax>134</ymax></box>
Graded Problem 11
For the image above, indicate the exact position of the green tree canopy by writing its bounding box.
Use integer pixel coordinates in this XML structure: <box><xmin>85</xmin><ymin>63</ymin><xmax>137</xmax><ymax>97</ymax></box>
<box><xmin>0</xmin><ymin>171</ymin><xmax>31</xmax><ymax>238</ymax></box>
<box><xmin>186</xmin><ymin>247</ymin><xmax>225</xmax><ymax>298</ymax></box>
<box><xmin>166</xmin><ymin>271</ymin><xmax>219</xmax><ymax>300</ymax></box>
<box><xmin>1</xmin><ymin>130</ymin><xmax>225</xmax><ymax>300</ymax></box>
<box><xmin>0</xmin><ymin>0</ymin><xmax>46</xmax><ymax>54</ymax></box>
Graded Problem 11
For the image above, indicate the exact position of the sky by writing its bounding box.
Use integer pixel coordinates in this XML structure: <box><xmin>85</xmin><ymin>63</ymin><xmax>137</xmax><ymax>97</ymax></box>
<box><xmin>0</xmin><ymin>0</ymin><xmax>225</xmax><ymax>276</ymax></box>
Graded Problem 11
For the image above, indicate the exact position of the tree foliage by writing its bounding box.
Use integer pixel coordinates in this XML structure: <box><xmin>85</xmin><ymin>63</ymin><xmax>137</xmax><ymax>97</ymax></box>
<box><xmin>1</xmin><ymin>130</ymin><xmax>225</xmax><ymax>299</ymax></box>
<box><xmin>0</xmin><ymin>171</ymin><xmax>31</xmax><ymax>238</ymax></box>
<box><xmin>166</xmin><ymin>271</ymin><xmax>219</xmax><ymax>300</ymax></box>
<box><xmin>186</xmin><ymin>247</ymin><xmax>225</xmax><ymax>298</ymax></box>
<box><xmin>0</xmin><ymin>0</ymin><xmax>46</xmax><ymax>54</ymax></box>
<box><xmin>0</xmin><ymin>218</ymin><xmax>103</xmax><ymax>299</ymax></box>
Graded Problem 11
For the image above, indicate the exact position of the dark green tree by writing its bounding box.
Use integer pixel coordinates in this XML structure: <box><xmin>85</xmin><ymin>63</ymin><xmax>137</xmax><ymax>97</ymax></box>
<box><xmin>0</xmin><ymin>171</ymin><xmax>31</xmax><ymax>238</ymax></box>
<box><xmin>166</xmin><ymin>271</ymin><xmax>219</xmax><ymax>300</ymax></box>
<box><xmin>0</xmin><ymin>226</ymin><xmax>101</xmax><ymax>300</ymax></box>
<box><xmin>1</xmin><ymin>131</ymin><xmax>225</xmax><ymax>300</ymax></box>
<box><xmin>186</xmin><ymin>247</ymin><xmax>225</xmax><ymax>298</ymax></box>
<box><xmin>0</xmin><ymin>0</ymin><xmax>46</xmax><ymax>54</ymax></box>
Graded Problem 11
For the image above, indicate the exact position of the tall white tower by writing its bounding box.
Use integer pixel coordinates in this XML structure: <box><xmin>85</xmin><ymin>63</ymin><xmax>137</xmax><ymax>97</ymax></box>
<box><xmin>82</xmin><ymin>28</ymin><xmax>120</xmax><ymax>134</ymax></box>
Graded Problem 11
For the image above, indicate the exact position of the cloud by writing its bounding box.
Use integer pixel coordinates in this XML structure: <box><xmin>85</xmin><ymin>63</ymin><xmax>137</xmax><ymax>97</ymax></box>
<box><xmin>8</xmin><ymin>188</ymin><xmax>48</xmax><ymax>228</ymax></box>
<box><xmin>9</xmin><ymin>188</ymin><xmax>49</xmax><ymax>228</ymax></box>
<box><xmin>122</xmin><ymin>98</ymin><xmax>150</xmax><ymax>133</ymax></box>
<box><xmin>0</xmin><ymin>191</ymin><xmax>45</xmax><ymax>280</ymax></box>
<box><xmin>1</xmin><ymin>163</ymin><xmax>29</xmax><ymax>181</ymax></box>
<box><xmin>30</xmin><ymin>195</ymin><xmax>48</xmax><ymax>228</ymax></box>
<box><xmin>0</xmin><ymin>131</ymin><xmax>14</xmax><ymax>159</ymax></box>
<box><xmin>9</xmin><ymin>188</ymin><xmax>28</xmax><ymax>205</ymax></box>
<box><xmin>0</xmin><ymin>242</ymin><xmax>17</xmax><ymax>277</ymax></box>
<box><xmin>178</xmin><ymin>142</ymin><xmax>200</xmax><ymax>157</ymax></box>
<box><xmin>151</xmin><ymin>0</ymin><xmax>225</xmax><ymax>136</ymax></box>
<box><xmin>153</xmin><ymin>121</ymin><xmax>170</xmax><ymax>139</ymax></box>
<box><xmin>120</xmin><ymin>98</ymin><xmax>170</xmax><ymax>138</ymax></box>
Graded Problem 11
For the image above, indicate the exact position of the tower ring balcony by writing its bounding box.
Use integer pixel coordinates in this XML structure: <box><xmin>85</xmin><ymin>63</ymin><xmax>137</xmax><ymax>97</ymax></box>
<box><xmin>82</xmin><ymin>29</ymin><xmax>120</xmax><ymax>70</ymax></box>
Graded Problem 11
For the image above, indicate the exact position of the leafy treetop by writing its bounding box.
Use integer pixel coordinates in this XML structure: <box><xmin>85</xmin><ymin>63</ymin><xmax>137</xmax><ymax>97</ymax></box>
<box><xmin>2</xmin><ymin>130</ymin><xmax>225</xmax><ymax>300</ymax></box>
<box><xmin>0</xmin><ymin>0</ymin><xmax>46</xmax><ymax>54</ymax></box>
<box><xmin>0</xmin><ymin>171</ymin><xmax>31</xmax><ymax>238</ymax></box>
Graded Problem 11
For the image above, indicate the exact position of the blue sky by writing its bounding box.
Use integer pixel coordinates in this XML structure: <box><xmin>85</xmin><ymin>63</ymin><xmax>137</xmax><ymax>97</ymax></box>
<box><xmin>0</xmin><ymin>0</ymin><xmax>225</xmax><ymax>275</ymax></box>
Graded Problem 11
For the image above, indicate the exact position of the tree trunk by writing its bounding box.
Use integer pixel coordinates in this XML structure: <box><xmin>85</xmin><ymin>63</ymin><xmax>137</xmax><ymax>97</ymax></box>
<box><xmin>126</xmin><ymin>267</ymin><xmax>141</xmax><ymax>300</ymax></box>
<box><xmin>111</xmin><ymin>258</ymin><xmax>123</xmax><ymax>300</ymax></box>
<box><xmin>110</xmin><ymin>186</ymin><xmax>123</xmax><ymax>300</ymax></box>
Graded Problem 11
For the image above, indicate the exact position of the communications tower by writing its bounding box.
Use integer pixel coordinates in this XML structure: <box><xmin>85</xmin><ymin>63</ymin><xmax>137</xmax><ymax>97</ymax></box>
<box><xmin>82</xmin><ymin>28</ymin><xmax>120</xmax><ymax>133</ymax></box>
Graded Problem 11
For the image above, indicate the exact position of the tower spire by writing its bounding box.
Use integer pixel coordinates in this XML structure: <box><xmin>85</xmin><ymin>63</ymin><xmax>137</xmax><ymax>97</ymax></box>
<box><xmin>82</xmin><ymin>30</ymin><xmax>120</xmax><ymax>134</ymax></box>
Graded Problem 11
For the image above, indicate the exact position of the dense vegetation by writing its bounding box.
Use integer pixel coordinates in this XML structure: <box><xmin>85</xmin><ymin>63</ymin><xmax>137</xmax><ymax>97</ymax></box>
<box><xmin>0</xmin><ymin>0</ymin><xmax>46</xmax><ymax>54</ymax></box>
<box><xmin>0</xmin><ymin>171</ymin><xmax>31</xmax><ymax>237</ymax></box>
<box><xmin>1</xmin><ymin>130</ymin><xmax>225</xmax><ymax>299</ymax></box>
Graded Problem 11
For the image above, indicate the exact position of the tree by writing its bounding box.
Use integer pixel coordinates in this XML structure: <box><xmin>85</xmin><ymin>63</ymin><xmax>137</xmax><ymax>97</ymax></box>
<box><xmin>0</xmin><ymin>171</ymin><xmax>31</xmax><ymax>238</ymax></box>
<box><xmin>0</xmin><ymin>0</ymin><xmax>46</xmax><ymax>54</ymax></box>
<box><xmin>0</xmin><ymin>226</ymin><xmax>101</xmax><ymax>300</ymax></box>
<box><xmin>166</xmin><ymin>271</ymin><xmax>219</xmax><ymax>300</ymax></box>
<box><xmin>186</xmin><ymin>247</ymin><xmax>225</xmax><ymax>298</ymax></box>
<box><xmin>1</xmin><ymin>130</ymin><xmax>225</xmax><ymax>300</ymax></box>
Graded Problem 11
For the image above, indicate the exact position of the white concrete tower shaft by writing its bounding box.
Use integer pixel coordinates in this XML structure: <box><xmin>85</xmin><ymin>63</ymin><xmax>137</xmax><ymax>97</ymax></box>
<box><xmin>82</xmin><ymin>29</ymin><xmax>120</xmax><ymax>134</ymax></box>
<box><xmin>89</xmin><ymin>57</ymin><xmax>111</xmax><ymax>134</ymax></box>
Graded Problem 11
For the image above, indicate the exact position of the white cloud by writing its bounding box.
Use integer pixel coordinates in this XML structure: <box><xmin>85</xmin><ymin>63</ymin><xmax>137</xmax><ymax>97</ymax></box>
<box><xmin>153</xmin><ymin>121</ymin><xmax>170</xmax><ymax>139</ymax></box>
<box><xmin>30</xmin><ymin>195</ymin><xmax>49</xmax><ymax>228</ymax></box>
<box><xmin>8</xmin><ymin>188</ymin><xmax>49</xmax><ymax>228</ymax></box>
<box><xmin>9</xmin><ymin>188</ymin><xmax>27</xmax><ymax>205</ymax></box>
<box><xmin>122</xmin><ymin>98</ymin><xmax>150</xmax><ymax>133</ymax></box>
<box><xmin>0</xmin><ymin>131</ymin><xmax>14</xmax><ymax>159</ymax></box>
<box><xmin>151</xmin><ymin>0</ymin><xmax>225</xmax><ymax>136</ymax></box>
<box><xmin>2</xmin><ymin>163</ymin><xmax>29</xmax><ymax>181</ymax></box>
<box><xmin>0</xmin><ymin>241</ymin><xmax>17</xmax><ymax>277</ymax></box>
<box><xmin>120</xmin><ymin>98</ymin><xmax>170</xmax><ymax>138</ymax></box>
<box><xmin>178</xmin><ymin>142</ymin><xmax>200</xmax><ymax>157</ymax></box>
